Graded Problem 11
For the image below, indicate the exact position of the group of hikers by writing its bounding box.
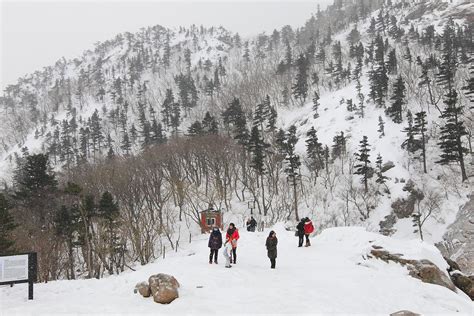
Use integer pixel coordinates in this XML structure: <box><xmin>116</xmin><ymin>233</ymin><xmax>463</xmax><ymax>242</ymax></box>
<box><xmin>207</xmin><ymin>217</ymin><xmax>314</xmax><ymax>269</ymax></box>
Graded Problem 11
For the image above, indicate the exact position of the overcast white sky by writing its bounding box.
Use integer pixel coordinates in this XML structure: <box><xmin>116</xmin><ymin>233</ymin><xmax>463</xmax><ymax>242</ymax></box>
<box><xmin>0</xmin><ymin>0</ymin><xmax>332</xmax><ymax>90</ymax></box>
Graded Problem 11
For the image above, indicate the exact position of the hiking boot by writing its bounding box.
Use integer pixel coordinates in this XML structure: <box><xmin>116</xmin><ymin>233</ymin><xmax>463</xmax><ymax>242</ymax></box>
<box><xmin>214</xmin><ymin>260</ymin><xmax>218</xmax><ymax>264</ymax></box>
<box><xmin>209</xmin><ymin>261</ymin><xmax>212</xmax><ymax>264</ymax></box>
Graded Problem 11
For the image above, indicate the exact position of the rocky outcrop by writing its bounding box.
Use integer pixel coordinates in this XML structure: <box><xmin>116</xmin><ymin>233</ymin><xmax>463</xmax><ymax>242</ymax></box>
<box><xmin>404</xmin><ymin>0</ymin><xmax>449</xmax><ymax>21</ymax></box>
<box><xmin>450</xmin><ymin>271</ymin><xmax>474</xmax><ymax>300</ymax></box>
<box><xmin>135</xmin><ymin>273</ymin><xmax>180</xmax><ymax>304</ymax></box>
<box><xmin>437</xmin><ymin>194</ymin><xmax>474</xmax><ymax>275</ymax></box>
<box><xmin>407</xmin><ymin>259</ymin><xmax>456</xmax><ymax>291</ymax></box>
<box><xmin>370</xmin><ymin>246</ymin><xmax>456</xmax><ymax>292</ymax></box>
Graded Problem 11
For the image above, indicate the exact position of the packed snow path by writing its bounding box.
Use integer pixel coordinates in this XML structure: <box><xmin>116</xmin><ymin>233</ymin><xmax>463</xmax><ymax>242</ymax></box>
<box><xmin>1</xmin><ymin>225</ymin><xmax>472</xmax><ymax>315</ymax></box>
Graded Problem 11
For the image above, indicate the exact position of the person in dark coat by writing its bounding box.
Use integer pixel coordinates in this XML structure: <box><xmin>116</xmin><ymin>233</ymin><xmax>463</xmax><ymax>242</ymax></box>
<box><xmin>246</xmin><ymin>217</ymin><xmax>257</xmax><ymax>232</ymax></box>
<box><xmin>265</xmin><ymin>230</ymin><xmax>278</xmax><ymax>269</ymax></box>
<box><xmin>296</xmin><ymin>218</ymin><xmax>306</xmax><ymax>247</ymax></box>
<box><xmin>208</xmin><ymin>227</ymin><xmax>222</xmax><ymax>264</ymax></box>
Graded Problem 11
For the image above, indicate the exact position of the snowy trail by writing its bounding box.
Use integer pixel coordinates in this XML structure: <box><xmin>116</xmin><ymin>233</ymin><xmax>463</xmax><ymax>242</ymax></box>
<box><xmin>1</xmin><ymin>225</ymin><xmax>472</xmax><ymax>315</ymax></box>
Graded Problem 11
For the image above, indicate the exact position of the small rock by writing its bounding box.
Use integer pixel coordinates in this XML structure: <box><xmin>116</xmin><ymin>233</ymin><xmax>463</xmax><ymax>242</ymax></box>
<box><xmin>390</xmin><ymin>310</ymin><xmax>420</xmax><ymax>316</ymax></box>
<box><xmin>135</xmin><ymin>281</ymin><xmax>151</xmax><ymax>298</ymax></box>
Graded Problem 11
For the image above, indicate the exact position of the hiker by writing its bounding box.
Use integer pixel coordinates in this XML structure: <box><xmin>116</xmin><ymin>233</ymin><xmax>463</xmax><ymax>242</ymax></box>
<box><xmin>304</xmin><ymin>217</ymin><xmax>315</xmax><ymax>247</ymax></box>
<box><xmin>226</xmin><ymin>223</ymin><xmax>239</xmax><ymax>264</ymax></box>
<box><xmin>222</xmin><ymin>240</ymin><xmax>233</xmax><ymax>268</ymax></box>
<box><xmin>246</xmin><ymin>217</ymin><xmax>257</xmax><ymax>232</ymax></box>
<box><xmin>296</xmin><ymin>218</ymin><xmax>306</xmax><ymax>247</ymax></box>
<box><xmin>265</xmin><ymin>230</ymin><xmax>278</xmax><ymax>269</ymax></box>
<box><xmin>208</xmin><ymin>226</ymin><xmax>222</xmax><ymax>264</ymax></box>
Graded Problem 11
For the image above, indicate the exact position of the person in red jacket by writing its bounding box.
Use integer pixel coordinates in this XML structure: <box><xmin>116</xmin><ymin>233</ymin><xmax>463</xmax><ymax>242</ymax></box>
<box><xmin>225</xmin><ymin>223</ymin><xmax>239</xmax><ymax>264</ymax></box>
<box><xmin>304</xmin><ymin>217</ymin><xmax>314</xmax><ymax>247</ymax></box>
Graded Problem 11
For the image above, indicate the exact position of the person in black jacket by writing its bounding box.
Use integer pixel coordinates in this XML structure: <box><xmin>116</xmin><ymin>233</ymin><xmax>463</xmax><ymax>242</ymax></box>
<box><xmin>265</xmin><ymin>230</ymin><xmax>278</xmax><ymax>269</ymax></box>
<box><xmin>208</xmin><ymin>227</ymin><xmax>222</xmax><ymax>264</ymax></box>
<box><xmin>296</xmin><ymin>218</ymin><xmax>306</xmax><ymax>247</ymax></box>
<box><xmin>246</xmin><ymin>216</ymin><xmax>257</xmax><ymax>232</ymax></box>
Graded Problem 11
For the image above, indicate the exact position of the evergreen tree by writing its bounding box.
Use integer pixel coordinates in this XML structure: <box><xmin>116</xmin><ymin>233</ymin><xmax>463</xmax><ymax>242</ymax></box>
<box><xmin>161</xmin><ymin>89</ymin><xmax>174</xmax><ymax>129</ymax></box>
<box><xmin>436</xmin><ymin>20</ymin><xmax>457</xmax><ymax>90</ymax></box>
<box><xmin>202</xmin><ymin>112</ymin><xmax>218</xmax><ymax>134</ymax></box>
<box><xmin>292</xmin><ymin>54</ymin><xmax>309</xmax><ymax>104</ymax></box>
<box><xmin>369</xmin><ymin>36</ymin><xmax>389</xmax><ymax>108</ymax></box>
<box><xmin>414</xmin><ymin>111</ymin><xmax>428</xmax><ymax>173</ymax></box>
<box><xmin>386</xmin><ymin>49</ymin><xmax>397</xmax><ymax>74</ymax></box>
<box><xmin>187</xmin><ymin>121</ymin><xmax>203</xmax><ymax>136</ymax></box>
<box><xmin>354</xmin><ymin>136</ymin><xmax>373</xmax><ymax>193</ymax></box>
<box><xmin>14</xmin><ymin>153</ymin><xmax>57</xmax><ymax>197</ymax></box>
<box><xmin>284</xmin><ymin>125</ymin><xmax>301</xmax><ymax>221</ymax></box>
<box><xmin>170</xmin><ymin>101</ymin><xmax>181</xmax><ymax>134</ymax></box>
<box><xmin>437</xmin><ymin>90</ymin><xmax>468</xmax><ymax>182</ymax></box>
<box><xmin>402</xmin><ymin>111</ymin><xmax>417</xmax><ymax>153</ymax></box>
<box><xmin>151</xmin><ymin>118</ymin><xmax>166</xmax><ymax>144</ymax></box>
<box><xmin>121</xmin><ymin>132</ymin><xmax>131</xmax><ymax>155</ymax></box>
<box><xmin>305</xmin><ymin>127</ymin><xmax>325</xmax><ymax>177</ymax></box>
<box><xmin>89</xmin><ymin>110</ymin><xmax>104</xmax><ymax>156</ymax></box>
<box><xmin>312</xmin><ymin>92</ymin><xmax>320</xmax><ymax>119</ymax></box>
<box><xmin>378</xmin><ymin>116</ymin><xmax>385</xmax><ymax>138</ymax></box>
<box><xmin>98</xmin><ymin>191</ymin><xmax>121</xmax><ymax>275</ymax></box>
<box><xmin>332</xmin><ymin>131</ymin><xmax>347</xmax><ymax>173</ymax></box>
<box><xmin>54</xmin><ymin>204</ymin><xmax>80</xmax><ymax>279</ymax></box>
<box><xmin>248</xmin><ymin>126</ymin><xmax>269</xmax><ymax>215</ymax></box>
<box><xmin>0</xmin><ymin>193</ymin><xmax>17</xmax><ymax>254</ymax></box>
<box><xmin>386</xmin><ymin>76</ymin><xmax>406</xmax><ymax>123</ymax></box>
<box><xmin>222</xmin><ymin>98</ymin><xmax>249</xmax><ymax>146</ymax></box>
<box><xmin>375</xmin><ymin>154</ymin><xmax>389</xmax><ymax>188</ymax></box>
<box><xmin>162</xmin><ymin>33</ymin><xmax>171</xmax><ymax>68</ymax></box>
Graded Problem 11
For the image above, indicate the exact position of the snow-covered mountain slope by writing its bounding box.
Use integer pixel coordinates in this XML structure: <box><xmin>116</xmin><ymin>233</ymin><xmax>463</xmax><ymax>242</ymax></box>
<box><xmin>1</xmin><ymin>225</ymin><xmax>472</xmax><ymax>315</ymax></box>
<box><xmin>0</xmin><ymin>0</ymin><xmax>472</xmax><ymax>286</ymax></box>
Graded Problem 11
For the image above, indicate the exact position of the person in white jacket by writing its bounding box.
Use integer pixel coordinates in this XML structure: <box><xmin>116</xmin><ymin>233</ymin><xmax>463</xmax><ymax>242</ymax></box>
<box><xmin>222</xmin><ymin>240</ymin><xmax>233</xmax><ymax>268</ymax></box>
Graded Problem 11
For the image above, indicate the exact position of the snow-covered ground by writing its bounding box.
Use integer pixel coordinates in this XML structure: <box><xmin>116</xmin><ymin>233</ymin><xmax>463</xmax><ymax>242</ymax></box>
<box><xmin>1</xmin><ymin>225</ymin><xmax>472</xmax><ymax>315</ymax></box>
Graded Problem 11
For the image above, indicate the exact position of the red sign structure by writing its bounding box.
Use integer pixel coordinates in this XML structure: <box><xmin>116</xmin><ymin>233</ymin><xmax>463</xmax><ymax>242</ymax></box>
<box><xmin>200</xmin><ymin>207</ymin><xmax>223</xmax><ymax>233</ymax></box>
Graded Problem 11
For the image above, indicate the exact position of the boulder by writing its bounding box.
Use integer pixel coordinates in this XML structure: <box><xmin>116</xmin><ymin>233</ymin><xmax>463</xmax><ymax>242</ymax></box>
<box><xmin>148</xmin><ymin>273</ymin><xmax>180</xmax><ymax>304</ymax></box>
<box><xmin>135</xmin><ymin>281</ymin><xmax>151</xmax><ymax>298</ymax></box>
<box><xmin>390</xmin><ymin>311</ymin><xmax>420</xmax><ymax>316</ymax></box>
<box><xmin>450</xmin><ymin>272</ymin><xmax>474</xmax><ymax>300</ymax></box>
<box><xmin>407</xmin><ymin>259</ymin><xmax>456</xmax><ymax>292</ymax></box>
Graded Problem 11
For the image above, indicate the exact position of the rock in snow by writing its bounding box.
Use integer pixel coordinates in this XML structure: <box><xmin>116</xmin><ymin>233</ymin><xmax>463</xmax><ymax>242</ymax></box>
<box><xmin>148</xmin><ymin>273</ymin><xmax>180</xmax><ymax>304</ymax></box>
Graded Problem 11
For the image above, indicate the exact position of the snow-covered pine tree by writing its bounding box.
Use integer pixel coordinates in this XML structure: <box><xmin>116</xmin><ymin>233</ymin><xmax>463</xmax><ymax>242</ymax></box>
<box><xmin>436</xmin><ymin>89</ymin><xmax>468</xmax><ymax>182</ymax></box>
<box><xmin>354</xmin><ymin>136</ymin><xmax>373</xmax><ymax>193</ymax></box>
<box><xmin>386</xmin><ymin>75</ymin><xmax>406</xmax><ymax>123</ymax></box>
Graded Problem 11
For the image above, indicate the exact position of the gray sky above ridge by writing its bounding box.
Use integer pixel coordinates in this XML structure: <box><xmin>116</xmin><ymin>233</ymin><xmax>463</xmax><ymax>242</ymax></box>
<box><xmin>0</xmin><ymin>0</ymin><xmax>333</xmax><ymax>90</ymax></box>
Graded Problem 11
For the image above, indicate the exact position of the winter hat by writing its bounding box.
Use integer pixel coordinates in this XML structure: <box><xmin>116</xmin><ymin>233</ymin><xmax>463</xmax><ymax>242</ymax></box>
<box><xmin>268</xmin><ymin>230</ymin><xmax>275</xmax><ymax>237</ymax></box>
